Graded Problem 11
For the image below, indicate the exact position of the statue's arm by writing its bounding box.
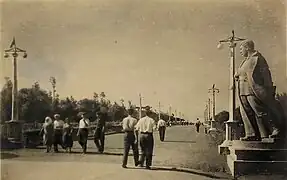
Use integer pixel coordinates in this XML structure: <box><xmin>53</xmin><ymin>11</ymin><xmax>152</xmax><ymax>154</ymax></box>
<box><xmin>246</xmin><ymin>57</ymin><xmax>268</xmax><ymax>100</ymax></box>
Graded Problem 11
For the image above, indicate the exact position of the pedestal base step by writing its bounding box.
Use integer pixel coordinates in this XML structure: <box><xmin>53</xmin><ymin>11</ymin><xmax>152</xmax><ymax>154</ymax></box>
<box><xmin>227</xmin><ymin>155</ymin><xmax>287</xmax><ymax>178</ymax></box>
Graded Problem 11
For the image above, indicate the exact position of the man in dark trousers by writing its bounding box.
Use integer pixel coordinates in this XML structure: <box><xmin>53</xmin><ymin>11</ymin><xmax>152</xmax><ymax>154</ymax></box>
<box><xmin>77</xmin><ymin>112</ymin><xmax>90</xmax><ymax>154</ymax></box>
<box><xmin>53</xmin><ymin>114</ymin><xmax>65</xmax><ymax>152</ymax></box>
<box><xmin>121</xmin><ymin>108</ymin><xmax>139</xmax><ymax>168</ymax></box>
<box><xmin>135</xmin><ymin>106</ymin><xmax>156</xmax><ymax>169</ymax></box>
<box><xmin>157</xmin><ymin>118</ymin><xmax>167</xmax><ymax>142</ymax></box>
<box><xmin>94</xmin><ymin>107</ymin><xmax>107</xmax><ymax>153</ymax></box>
<box><xmin>195</xmin><ymin>118</ymin><xmax>201</xmax><ymax>133</ymax></box>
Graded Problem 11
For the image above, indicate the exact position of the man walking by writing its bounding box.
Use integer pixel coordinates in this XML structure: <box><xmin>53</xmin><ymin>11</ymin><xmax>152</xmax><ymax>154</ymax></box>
<box><xmin>77</xmin><ymin>112</ymin><xmax>90</xmax><ymax>154</ymax></box>
<box><xmin>135</xmin><ymin>106</ymin><xmax>156</xmax><ymax>169</ymax></box>
<box><xmin>121</xmin><ymin>108</ymin><xmax>139</xmax><ymax>168</ymax></box>
<box><xmin>157</xmin><ymin>118</ymin><xmax>166</xmax><ymax>142</ymax></box>
<box><xmin>94</xmin><ymin>107</ymin><xmax>107</xmax><ymax>153</ymax></box>
<box><xmin>195</xmin><ymin>118</ymin><xmax>201</xmax><ymax>133</ymax></box>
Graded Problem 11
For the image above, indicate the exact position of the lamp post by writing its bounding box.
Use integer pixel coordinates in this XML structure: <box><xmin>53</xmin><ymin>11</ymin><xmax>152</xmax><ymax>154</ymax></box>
<box><xmin>4</xmin><ymin>37</ymin><xmax>27</xmax><ymax>122</ymax></box>
<box><xmin>168</xmin><ymin>106</ymin><xmax>171</xmax><ymax>122</ymax></box>
<box><xmin>208</xmin><ymin>98</ymin><xmax>211</xmax><ymax>123</ymax></box>
<box><xmin>208</xmin><ymin>84</ymin><xmax>219</xmax><ymax>132</ymax></box>
<box><xmin>217</xmin><ymin>30</ymin><xmax>245</xmax><ymax>151</ymax></box>
<box><xmin>4</xmin><ymin>37</ymin><xmax>27</xmax><ymax>145</ymax></box>
<box><xmin>158</xmin><ymin>101</ymin><xmax>161</xmax><ymax>120</ymax></box>
<box><xmin>139</xmin><ymin>93</ymin><xmax>143</xmax><ymax>119</ymax></box>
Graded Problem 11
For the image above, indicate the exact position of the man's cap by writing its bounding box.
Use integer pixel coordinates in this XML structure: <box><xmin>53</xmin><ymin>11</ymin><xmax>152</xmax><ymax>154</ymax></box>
<box><xmin>144</xmin><ymin>106</ymin><xmax>151</xmax><ymax>111</ymax></box>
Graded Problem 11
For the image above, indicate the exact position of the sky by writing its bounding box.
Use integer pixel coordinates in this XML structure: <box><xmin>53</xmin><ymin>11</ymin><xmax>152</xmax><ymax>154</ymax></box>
<box><xmin>1</xmin><ymin>0</ymin><xmax>286</xmax><ymax>121</ymax></box>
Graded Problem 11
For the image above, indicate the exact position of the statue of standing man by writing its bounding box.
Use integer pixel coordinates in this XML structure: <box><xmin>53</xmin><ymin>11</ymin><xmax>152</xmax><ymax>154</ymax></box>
<box><xmin>235</xmin><ymin>40</ymin><xmax>285</xmax><ymax>141</ymax></box>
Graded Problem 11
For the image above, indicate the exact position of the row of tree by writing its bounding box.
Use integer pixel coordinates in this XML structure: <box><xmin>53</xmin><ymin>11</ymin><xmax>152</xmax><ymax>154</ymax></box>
<box><xmin>0</xmin><ymin>77</ymin><xmax>174</xmax><ymax>124</ymax></box>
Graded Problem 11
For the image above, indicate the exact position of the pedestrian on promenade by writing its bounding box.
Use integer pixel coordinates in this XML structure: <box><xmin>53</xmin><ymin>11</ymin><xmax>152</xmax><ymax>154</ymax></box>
<box><xmin>135</xmin><ymin>106</ymin><xmax>157</xmax><ymax>169</ymax></box>
<box><xmin>195</xmin><ymin>118</ymin><xmax>201</xmax><ymax>133</ymax></box>
<box><xmin>157</xmin><ymin>118</ymin><xmax>166</xmax><ymax>142</ymax></box>
<box><xmin>40</xmin><ymin>117</ymin><xmax>54</xmax><ymax>153</ymax></box>
<box><xmin>121</xmin><ymin>108</ymin><xmax>139</xmax><ymax>168</ymax></box>
<box><xmin>77</xmin><ymin>112</ymin><xmax>90</xmax><ymax>154</ymax></box>
<box><xmin>62</xmin><ymin>118</ymin><xmax>73</xmax><ymax>153</ymax></box>
<box><xmin>53</xmin><ymin>114</ymin><xmax>65</xmax><ymax>152</ymax></box>
<box><xmin>94</xmin><ymin>107</ymin><xmax>107</xmax><ymax>153</ymax></box>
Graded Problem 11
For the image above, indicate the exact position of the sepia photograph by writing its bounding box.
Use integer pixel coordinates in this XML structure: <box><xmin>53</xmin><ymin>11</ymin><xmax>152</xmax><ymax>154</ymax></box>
<box><xmin>1</xmin><ymin>0</ymin><xmax>287</xmax><ymax>179</ymax></box>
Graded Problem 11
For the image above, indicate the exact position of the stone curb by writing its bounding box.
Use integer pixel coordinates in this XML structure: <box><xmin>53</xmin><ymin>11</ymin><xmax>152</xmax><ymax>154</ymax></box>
<box><xmin>150</xmin><ymin>166</ymin><xmax>232</xmax><ymax>179</ymax></box>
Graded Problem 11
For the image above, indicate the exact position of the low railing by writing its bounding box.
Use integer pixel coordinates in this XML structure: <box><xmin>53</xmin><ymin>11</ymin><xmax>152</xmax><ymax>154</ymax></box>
<box><xmin>0</xmin><ymin>121</ymin><xmax>122</xmax><ymax>148</ymax></box>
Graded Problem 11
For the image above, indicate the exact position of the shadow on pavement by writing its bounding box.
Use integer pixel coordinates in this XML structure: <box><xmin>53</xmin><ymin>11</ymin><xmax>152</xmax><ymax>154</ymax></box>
<box><xmin>150</xmin><ymin>166</ymin><xmax>230</xmax><ymax>179</ymax></box>
<box><xmin>0</xmin><ymin>152</ymin><xmax>19</xmax><ymax>159</ymax></box>
<box><xmin>164</xmin><ymin>140</ymin><xmax>196</xmax><ymax>143</ymax></box>
<box><xmin>126</xmin><ymin>166</ymin><xmax>229</xmax><ymax>179</ymax></box>
<box><xmin>67</xmin><ymin>151</ymin><xmax>124</xmax><ymax>156</ymax></box>
<box><xmin>69</xmin><ymin>151</ymin><xmax>154</xmax><ymax>157</ymax></box>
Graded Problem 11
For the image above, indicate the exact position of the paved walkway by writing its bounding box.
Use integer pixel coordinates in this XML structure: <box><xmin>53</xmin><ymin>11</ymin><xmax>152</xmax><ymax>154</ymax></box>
<box><xmin>1</xmin><ymin>126</ymin><xmax>231</xmax><ymax>180</ymax></box>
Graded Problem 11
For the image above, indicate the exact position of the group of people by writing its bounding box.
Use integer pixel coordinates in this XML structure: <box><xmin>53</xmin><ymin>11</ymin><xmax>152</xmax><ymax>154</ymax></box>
<box><xmin>121</xmin><ymin>107</ymin><xmax>168</xmax><ymax>169</ymax></box>
<box><xmin>39</xmin><ymin>107</ymin><xmax>108</xmax><ymax>153</ymax></box>
<box><xmin>40</xmin><ymin>114</ymin><xmax>73</xmax><ymax>153</ymax></box>
<box><xmin>39</xmin><ymin>106</ymin><xmax>169</xmax><ymax>170</ymax></box>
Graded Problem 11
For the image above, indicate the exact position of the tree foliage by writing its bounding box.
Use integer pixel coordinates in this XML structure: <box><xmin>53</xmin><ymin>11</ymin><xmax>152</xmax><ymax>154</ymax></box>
<box><xmin>0</xmin><ymin>78</ymin><xmax>172</xmax><ymax>124</ymax></box>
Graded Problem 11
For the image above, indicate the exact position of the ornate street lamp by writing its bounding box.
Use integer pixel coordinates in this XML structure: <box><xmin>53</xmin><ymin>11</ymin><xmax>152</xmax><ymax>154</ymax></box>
<box><xmin>208</xmin><ymin>84</ymin><xmax>219</xmax><ymax>132</ymax></box>
<box><xmin>4</xmin><ymin>37</ymin><xmax>27</xmax><ymax>145</ymax></box>
<box><xmin>217</xmin><ymin>30</ymin><xmax>245</xmax><ymax>152</ymax></box>
<box><xmin>4</xmin><ymin>37</ymin><xmax>27</xmax><ymax>122</ymax></box>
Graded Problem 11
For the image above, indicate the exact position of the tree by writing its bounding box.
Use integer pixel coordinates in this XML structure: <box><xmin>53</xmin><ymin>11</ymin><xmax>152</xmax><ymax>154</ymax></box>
<box><xmin>0</xmin><ymin>77</ymin><xmax>13</xmax><ymax>123</ymax></box>
<box><xmin>58</xmin><ymin>97</ymin><xmax>78</xmax><ymax>121</ymax></box>
<box><xmin>18</xmin><ymin>82</ymin><xmax>52</xmax><ymax>123</ymax></box>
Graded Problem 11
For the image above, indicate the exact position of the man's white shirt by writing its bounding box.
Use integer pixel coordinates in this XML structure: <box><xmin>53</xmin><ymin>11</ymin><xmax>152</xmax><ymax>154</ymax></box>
<box><xmin>79</xmin><ymin>118</ymin><xmax>90</xmax><ymax>129</ymax></box>
<box><xmin>122</xmin><ymin>115</ymin><xmax>138</xmax><ymax>131</ymax></box>
<box><xmin>157</xmin><ymin>119</ymin><xmax>166</xmax><ymax>127</ymax></box>
<box><xmin>54</xmin><ymin>120</ymin><xmax>64</xmax><ymax>129</ymax></box>
<box><xmin>135</xmin><ymin>116</ymin><xmax>156</xmax><ymax>133</ymax></box>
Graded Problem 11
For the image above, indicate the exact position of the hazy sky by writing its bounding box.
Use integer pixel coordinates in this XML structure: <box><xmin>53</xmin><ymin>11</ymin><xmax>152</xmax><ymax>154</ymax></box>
<box><xmin>1</xmin><ymin>0</ymin><xmax>286</xmax><ymax>121</ymax></box>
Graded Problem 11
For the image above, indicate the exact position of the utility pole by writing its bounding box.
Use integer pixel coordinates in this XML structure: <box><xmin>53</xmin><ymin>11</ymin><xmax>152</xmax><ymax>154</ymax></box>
<box><xmin>139</xmin><ymin>93</ymin><xmax>142</xmax><ymax>119</ymax></box>
<box><xmin>208</xmin><ymin>98</ymin><xmax>211</xmax><ymax>122</ymax></box>
<box><xmin>168</xmin><ymin>106</ymin><xmax>171</xmax><ymax>122</ymax></box>
<box><xmin>158</xmin><ymin>101</ymin><xmax>161</xmax><ymax>120</ymax></box>
<box><xmin>208</xmin><ymin>84</ymin><xmax>219</xmax><ymax>131</ymax></box>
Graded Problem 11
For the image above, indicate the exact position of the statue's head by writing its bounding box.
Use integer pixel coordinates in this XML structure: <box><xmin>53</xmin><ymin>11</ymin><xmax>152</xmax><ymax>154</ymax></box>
<box><xmin>240</xmin><ymin>40</ymin><xmax>255</xmax><ymax>57</ymax></box>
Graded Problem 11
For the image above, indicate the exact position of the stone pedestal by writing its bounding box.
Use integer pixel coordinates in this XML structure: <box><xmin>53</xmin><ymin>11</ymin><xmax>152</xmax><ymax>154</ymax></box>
<box><xmin>5</xmin><ymin>120</ymin><xmax>24</xmax><ymax>146</ymax></box>
<box><xmin>225</xmin><ymin>139</ymin><xmax>287</xmax><ymax>178</ymax></box>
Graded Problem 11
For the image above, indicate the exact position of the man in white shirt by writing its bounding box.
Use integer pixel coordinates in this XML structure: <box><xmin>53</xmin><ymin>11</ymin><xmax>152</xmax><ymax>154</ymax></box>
<box><xmin>77</xmin><ymin>112</ymin><xmax>90</xmax><ymax>153</ymax></box>
<box><xmin>53</xmin><ymin>114</ymin><xmax>65</xmax><ymax>152</ymax></box>
<box><xmin>135</xmin><ymin>106</ymin><xmax>156</xmax><ymax>169</ymax></box>
<box><xmin>157</xmin><ymin>118</ymin><xmax>167</xmax><ymax>142</ymax></box>
<box><xmin>121</xmin><ymin>108</ymin><xmax>139</xmax><ymax>168</ymax></box>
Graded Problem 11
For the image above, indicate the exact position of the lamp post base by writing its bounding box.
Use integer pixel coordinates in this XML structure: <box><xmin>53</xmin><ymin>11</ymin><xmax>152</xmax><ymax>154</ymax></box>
<box><xmin>5</xmin><ymin>120</ymin><xmax>24</xmax><ymax>145</ymax></box>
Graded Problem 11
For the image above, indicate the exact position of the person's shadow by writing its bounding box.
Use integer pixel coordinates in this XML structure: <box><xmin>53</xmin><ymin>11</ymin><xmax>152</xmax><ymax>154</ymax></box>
<box><xmin>163</xmin><ymin>140</ymin><xmax>196</xmax><ymax>143</ymax></box>
<box><xmin>125</xmin><ymin>166</ymin><xmax>228</xmax><ymax>179</ymax></box>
